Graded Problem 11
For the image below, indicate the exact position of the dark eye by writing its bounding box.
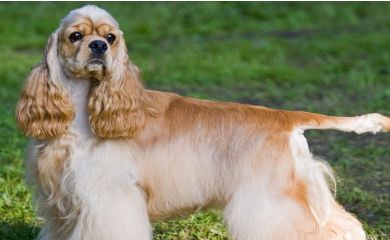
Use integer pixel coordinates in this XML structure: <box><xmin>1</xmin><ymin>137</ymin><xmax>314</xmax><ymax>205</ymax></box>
<box><xmin>69</xmin><ymin>32</ymin><xmax>83</xmax><ymax>42</ymax></box>
<box><xmin>106</xmin><ymin>33</ymin><xmax>116</xmax><ymax>45</ymax></box>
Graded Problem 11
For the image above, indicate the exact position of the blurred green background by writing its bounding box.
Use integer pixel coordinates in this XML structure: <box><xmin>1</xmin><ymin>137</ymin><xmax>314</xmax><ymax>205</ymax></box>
<box><xmin>0</xmin><ymin>2</ymin><xmax>389</xmax><ymax>239</ymax></box>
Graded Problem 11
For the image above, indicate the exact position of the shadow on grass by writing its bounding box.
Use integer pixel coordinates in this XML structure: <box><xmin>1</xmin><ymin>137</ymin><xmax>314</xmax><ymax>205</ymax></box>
<box><xmin>0</xmin><ymin>220</ymin><xmax>39</xmax><ymax>240</ymax></box>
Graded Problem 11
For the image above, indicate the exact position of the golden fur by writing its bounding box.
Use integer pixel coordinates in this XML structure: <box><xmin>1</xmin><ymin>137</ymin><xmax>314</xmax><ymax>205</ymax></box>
<box><xmin>16</xmin><ymin>34</ymin><xmax>75</xmax><ymax>139</ymax></box>
<box><xmin>16</xmin><ymin>5</ymin><xmax>390</xmax><ymax>240</ymax></box>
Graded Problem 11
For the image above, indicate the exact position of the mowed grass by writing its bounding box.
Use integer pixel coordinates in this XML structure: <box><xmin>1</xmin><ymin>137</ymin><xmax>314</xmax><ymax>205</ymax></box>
<box><xmin>0</xmin><ymin>2</ymin><xmax>389</xmax><ymax>239</ymax></box>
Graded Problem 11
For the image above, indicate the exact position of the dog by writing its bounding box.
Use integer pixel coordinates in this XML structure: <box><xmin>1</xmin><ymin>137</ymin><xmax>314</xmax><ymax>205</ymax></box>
<box><xmin>16</xmin><ymin>5</ymin><xmax>389</xmax><ymax>240</ymax></box>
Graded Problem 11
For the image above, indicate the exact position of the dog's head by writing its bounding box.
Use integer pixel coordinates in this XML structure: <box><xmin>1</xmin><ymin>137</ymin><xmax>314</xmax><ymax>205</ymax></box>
<box><xmin>58</xmin><ymin>5</ymin><xmax>126</xmax><ymax>81</ymax></box>
<box><xmin>16</xmin><ymin>5</ymin><xmax>147</xmax><ymax>139</ymax></box>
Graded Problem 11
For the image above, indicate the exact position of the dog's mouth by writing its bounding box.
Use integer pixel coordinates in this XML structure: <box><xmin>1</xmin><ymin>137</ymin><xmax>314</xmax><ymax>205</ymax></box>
<box><xmin>87</xmin><ymin>59</ymin><xmax>106</xmax><ymax>72</ymax></box>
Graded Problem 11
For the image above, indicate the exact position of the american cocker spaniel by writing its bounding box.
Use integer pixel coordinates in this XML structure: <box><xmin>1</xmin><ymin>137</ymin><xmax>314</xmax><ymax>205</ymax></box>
<box><xmin>16</xmin><ymin>5</ymin><xmax>390</xmax><ymax>240</ymax></box>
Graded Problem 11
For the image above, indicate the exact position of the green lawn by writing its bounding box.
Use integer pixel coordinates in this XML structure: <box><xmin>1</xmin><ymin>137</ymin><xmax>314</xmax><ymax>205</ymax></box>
<box><xmin>0</xmin><ymin>2</ymin><xmax>389</xmax><ymax>240</ymax></box>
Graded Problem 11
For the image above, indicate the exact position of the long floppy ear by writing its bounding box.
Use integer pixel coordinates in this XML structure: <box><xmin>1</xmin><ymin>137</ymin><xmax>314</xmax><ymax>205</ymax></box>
<box><xmin>16</xmin><ymin>31</ymin><xmax>75</xmax><ymax>139</ymax></box>
<box><xmin>88</xmin><ymin>36</ymin><xmax>146</xmax><ymax>138</ymax></box>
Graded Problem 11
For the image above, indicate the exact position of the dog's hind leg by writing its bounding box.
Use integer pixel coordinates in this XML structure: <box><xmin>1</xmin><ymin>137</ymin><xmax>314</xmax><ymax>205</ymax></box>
<box><xmin>223</xmin><ymin>133</ymin><xmax>310</xmax><ymax>240</ymax></box>
<box><xmin>288</xmin><ymin>130</ymin><xmax>366</xmax><ymax>240</ymax></box>
<box><xmin>223</xmin><ymin>131</ymin><xmax>366</xmax><ymax>240</ymax></box>
<box><xmin>224</xmin><ymin>181</ymin><xmax>311</xmax><ymax>240</ymax></box>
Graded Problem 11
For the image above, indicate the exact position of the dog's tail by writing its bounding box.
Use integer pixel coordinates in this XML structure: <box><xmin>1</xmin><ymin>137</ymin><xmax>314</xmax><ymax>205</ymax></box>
<box><xmin>289</xmin><ymin>111</ymin><xmax>390</xmax><ymax>134</ymax></box>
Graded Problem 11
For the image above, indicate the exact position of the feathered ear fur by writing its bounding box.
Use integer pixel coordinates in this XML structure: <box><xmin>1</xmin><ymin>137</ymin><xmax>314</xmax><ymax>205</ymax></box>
<box><xmin>88</xmin><ymin>36</ymin><xmax>146</xmax><ymax>138</ymax></box>
<box><xmin>16</xmin><ymin>31</ymin><xmax>75</xmax><ymax>139</ymax></box>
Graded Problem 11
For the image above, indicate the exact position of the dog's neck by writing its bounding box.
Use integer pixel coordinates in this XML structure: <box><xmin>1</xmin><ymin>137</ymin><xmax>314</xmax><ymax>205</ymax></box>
<box><xmin>66</xmin><ymin>77</ymin><xmax>94</xmax><ymax>138</ymax></box>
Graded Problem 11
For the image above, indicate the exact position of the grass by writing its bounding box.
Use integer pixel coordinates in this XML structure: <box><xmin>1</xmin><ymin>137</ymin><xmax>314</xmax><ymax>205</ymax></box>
<box><xmin>0</xmin><ymin>2</ymin><xmax>389</xmax><ymax>239</ymax></box>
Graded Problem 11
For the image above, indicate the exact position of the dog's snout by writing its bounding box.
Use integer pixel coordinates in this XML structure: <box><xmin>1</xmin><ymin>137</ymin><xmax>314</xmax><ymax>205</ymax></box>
<box><xmin>88</xmin><ymin>40</ymin><xmax>108</xmax><ymax>55</ymax></box>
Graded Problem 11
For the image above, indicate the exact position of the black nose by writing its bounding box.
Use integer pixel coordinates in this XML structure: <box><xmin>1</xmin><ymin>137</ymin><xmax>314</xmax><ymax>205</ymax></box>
<box><xmin>88</xmin><ymin>40</ymin><xmax>107</xmax><ymax>55</ymax></box>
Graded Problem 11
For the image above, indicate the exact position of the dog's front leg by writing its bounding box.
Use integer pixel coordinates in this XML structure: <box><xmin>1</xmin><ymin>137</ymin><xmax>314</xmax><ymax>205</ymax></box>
<box><xmin>68</xmin><ymin>184</ymin><xmax>151</xmax><ymax>240</ymax></box>
<box><xmin>67</xmin><ymin>140</ymin><xmax>152</xmax><ymax>240</ymax></box>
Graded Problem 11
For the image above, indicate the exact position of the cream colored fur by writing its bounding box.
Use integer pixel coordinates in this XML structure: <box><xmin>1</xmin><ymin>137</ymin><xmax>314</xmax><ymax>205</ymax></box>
<box><xmin>18</xmin><ymin>5</ymin><xmax>390</xmax><ymax>240</ymax></box>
